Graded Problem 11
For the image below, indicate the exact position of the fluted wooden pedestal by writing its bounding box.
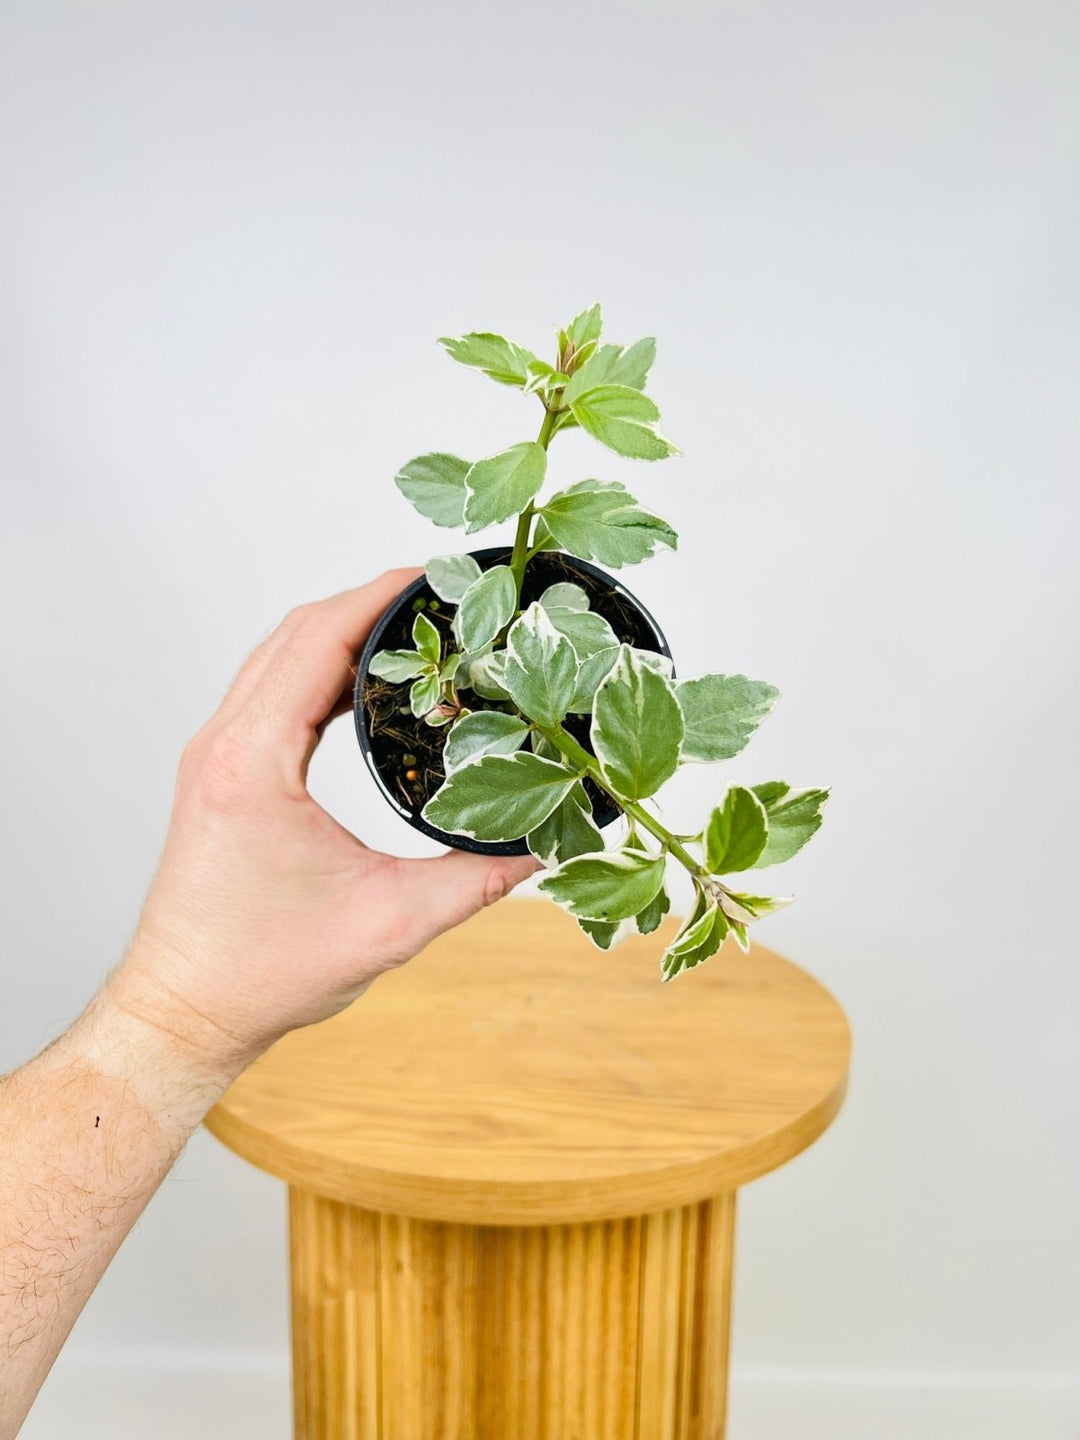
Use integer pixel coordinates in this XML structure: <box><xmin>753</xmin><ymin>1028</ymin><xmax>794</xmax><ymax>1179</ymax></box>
<box><xmin>288</xmin><ymin>1190</ymin><xmax>736</xmax><ymax>1440</ymax></box>
<box><xmin>207</xmin><ymin>901</ymin><xmax>850</xmax><ymax>1440</ymax></box>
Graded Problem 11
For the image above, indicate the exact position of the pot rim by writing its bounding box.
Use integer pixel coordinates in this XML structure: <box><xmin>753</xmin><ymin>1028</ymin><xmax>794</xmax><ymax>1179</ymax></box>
<box><xmin>353</xmin><ymin>549</ymin><xmax>672</xmax><ymax>857</ymax></box>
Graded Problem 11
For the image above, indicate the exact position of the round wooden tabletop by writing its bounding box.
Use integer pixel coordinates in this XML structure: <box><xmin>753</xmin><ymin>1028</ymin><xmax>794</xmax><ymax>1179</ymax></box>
<box><xmin>206</xmin><ymin>900</ymin><xmax>851</xmax><ymax>1225</ymax></box>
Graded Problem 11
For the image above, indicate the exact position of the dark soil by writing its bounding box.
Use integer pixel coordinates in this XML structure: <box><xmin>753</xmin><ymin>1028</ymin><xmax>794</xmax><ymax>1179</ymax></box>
<box><xmin>360</xmin><ymin>550</ymin><xmax>668</xmax><ymax>824</ymax></box>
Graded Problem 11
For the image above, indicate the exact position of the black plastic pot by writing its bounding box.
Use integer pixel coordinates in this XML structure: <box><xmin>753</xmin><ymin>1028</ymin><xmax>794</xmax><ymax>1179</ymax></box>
<box><xmin>354</xmin><ymin>548</ymin><xmax>672</xmax><ymax>856</ymax></box>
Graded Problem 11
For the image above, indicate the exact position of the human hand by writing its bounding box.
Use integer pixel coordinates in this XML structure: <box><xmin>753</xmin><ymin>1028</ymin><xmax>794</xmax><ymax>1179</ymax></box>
<box><xmin>106</xmin><ymin>571</ymin><xmax>538</xmax><ymax>1087</ymax></box>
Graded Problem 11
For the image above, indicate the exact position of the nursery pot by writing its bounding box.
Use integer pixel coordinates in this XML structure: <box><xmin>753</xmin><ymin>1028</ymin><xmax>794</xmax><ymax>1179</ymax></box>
<box><xmin>354</xmin><ymin>549</ymin><xmax>672</xmax><ymax>857</ymax></box>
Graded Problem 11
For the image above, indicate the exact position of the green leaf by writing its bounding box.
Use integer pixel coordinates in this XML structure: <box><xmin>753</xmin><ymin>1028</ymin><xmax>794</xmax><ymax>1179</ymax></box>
<box><xmin>562</xmin><ymin>338</ymin><xmax>656</xmax><ymax>405</ymax></box>
<box><xmin>422</xmin><ymin>752</ymin><xmax>580</xmax><ymax>842</ymax></box>
<box><xmin>538</xmin><ymin>847</ymin><xmax>668</xmax><ymax>922</ymax></box>
<box><xmin>591</xmin><ymin>645</ymin><xmax>684</xmax><ymax>800</ymax></box>
<box><xmin>576</xmin><ymin>917</ymin><xmax>626</xmax><ymax>950</ymax></box>
<box><xmin>410</xmin><ymin>672</ymin><xmax>441</xmax><ymax>718</ymax></box>
<box><xmin>412</xmin><ymin>611</ymin><xmax>442</xmax><ymax>666</ymax></box>
<box><xmin>394</xmin><ymin>453</ymin><xmax>470</xmax><ymax>528</ymax></box>
<box><xmin>751</xmin><ymin>783</ymin><xmax>830</xmax><ymax>867</ymax></box>
<box><xmin>568</xmin><ymin>645</ymin><xmax>620</xmax><ymax>713</ymax></box>
<box><xmin>660</xmin><ymin>898</ymin><xmax>729</xmax><ymax>981</ymax></box>
<box><xmin>530</xmin><ymin>732</ymin><xmax>564</xmax><ymax>761</ymax></box>
<box><xmin>367</xmin><ymin>648</ymin><xmax>428</xmax><ymax>683</ymax></box>
<box><xmin>453</xmin><ymin>565</ymin><xmax>517</xmax><ymax>654</ymax></box>
<box><xmin>439</xmin><ymin>652</ymin><xmax>462</xmax><ymax>683</ymax></box>
<box><xmin>463</xmin><ymin>441</ymin><xmax>548</xmax><ymax>533</ymax></box>
<box><xmin>719</xmin><ymin>890</ymin><xmax>794</xmax><ymax>921</ymax></box>
<box><xmin>635</xmin><ymin>884</ymin><xmax>671</xmax><ymax>935</ymax></box>
<box><xmin>538</xmin><ymin>581</ymin><xmax>589</xmax><ymax>613</ymax></box>
<box><xmin>461</xmin><ymin>649</ymin><xmax>510</xmax><ymax>700</ymax></box>
<box><xmin>527</xmin><ymin>782</ymin><xmax>604</xmax><ymax>866</ymax></box>
<box><xmin>539</xmin><ymin>480</ymin><xmax>678</xmax><ymax>568</ymax></box>
<box><xmin>570</xmin><ymin>385</ymin><xmax>677</xmax><ymax>461</ymax></box>
<box><xmin>674</xmin><ymin>674</ymin><xmax>780</xmax><ymax>763</ymax></box>
<box><xmin>503</xmin><ymin>603</ymin><xmax>578</xmax><ymax>728</ymax></box>
<box><xmin>534</xmin><ymin>602</ymin><xmax>623</xmax><ymax>714</ymax></box>
<box><xmin>704</xmin><ymin>786</ymin><xmax>769</xmax><ymax>873</ymax></box>
<box><xmin>438</xmin><ymin>332</ymin><xmax>539</xmax><ymax>387</ymax></box>
<box><xmin>442</xmin><ymin>711</ymin><xmax>530</xmax><ymax>774</ymax></box>
<box><xmin>523</xmin><ymin>359</ymin><xmax>570</xmax><ymax>397</ymax></box>
<box><xmin>728</xmin><ymin>919</ymin><xmax>750</xmax><ymax>952</ymax></box>
<box><xmin>528</xmin><ymin>517</ymin><xmax>561</xmax><ymax>552</ymax></box>
<box><xmin>565</xmin><ymin>302</ymin><xmax>603</xmax><ymax>352</ymax></box>
<box><xmin>546</xmin><ymin>606</ymin><xmax>620</xmax><ymax>660</ymax></box>
<box><xmin>426</xmin><ymin>553</ymin><xmax>482</xmax><ymax>604</ymax></box>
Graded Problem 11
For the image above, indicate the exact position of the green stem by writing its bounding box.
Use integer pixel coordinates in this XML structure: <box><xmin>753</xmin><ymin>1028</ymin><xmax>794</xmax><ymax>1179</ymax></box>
<box><xmin>509</xmin><ymin>405</ymin><xmax>560</xmax><ymax>606</ymax></box>
<box><xmin>538</xmin><ymin>720</ymin><xmax>707</xmax><ymax>881</ymax></box>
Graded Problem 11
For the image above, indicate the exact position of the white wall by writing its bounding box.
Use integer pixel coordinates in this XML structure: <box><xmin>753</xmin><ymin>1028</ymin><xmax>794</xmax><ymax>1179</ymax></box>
<box><xmin>2</xmin><ymin>1</ymin><xmax>1077</xmax><ymax>1433</ymax></box>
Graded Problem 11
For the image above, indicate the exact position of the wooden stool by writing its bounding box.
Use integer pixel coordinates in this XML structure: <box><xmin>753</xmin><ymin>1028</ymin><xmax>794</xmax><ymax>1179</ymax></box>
<box><xmin>206</xmin><ymin>900</ymin><xmax>850</xmax><ymax>1440</ymax></box>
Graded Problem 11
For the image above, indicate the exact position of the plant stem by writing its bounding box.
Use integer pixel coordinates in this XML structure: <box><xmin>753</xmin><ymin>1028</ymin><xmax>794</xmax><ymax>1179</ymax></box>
<box><xmin>509</xmin><ymin>405</ymin><xmax>560</xmax><ymax>606</ymax></box>
<box><xmin>538</xmin><ymin>720</ymin><xmax>707</xmax><ymax>880</ymax></box>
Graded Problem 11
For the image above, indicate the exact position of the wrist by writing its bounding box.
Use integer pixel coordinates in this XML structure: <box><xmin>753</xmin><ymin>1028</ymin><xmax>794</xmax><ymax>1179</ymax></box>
<box><xmin>73</xmin><ymin>955</ymin><xmax>255</xmax><ymax>1148</ymax></box>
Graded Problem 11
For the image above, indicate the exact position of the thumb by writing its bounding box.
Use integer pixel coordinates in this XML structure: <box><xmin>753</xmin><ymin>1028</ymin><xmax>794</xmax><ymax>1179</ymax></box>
<box><xmin>400</xmin><ymin>849</ymin><xmax>541</xmax><ymax>951</ymax></box>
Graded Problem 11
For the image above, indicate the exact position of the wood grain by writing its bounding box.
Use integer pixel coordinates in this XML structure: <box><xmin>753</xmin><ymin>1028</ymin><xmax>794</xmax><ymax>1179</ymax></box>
<box><xmin>288</xmin><ymin>1188</ymin><xmax>736</xmax><ymax>1440</ymax></box>
<box><xmin>207</xmin><ymin>900</ymin><xmax>851</xmax><ymax>1225</ymax></box>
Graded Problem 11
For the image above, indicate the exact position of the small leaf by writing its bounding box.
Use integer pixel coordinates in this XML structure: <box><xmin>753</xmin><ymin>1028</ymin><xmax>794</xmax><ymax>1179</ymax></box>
<box><xmin>715</xmin><ymin>889</ymin><xmax>793</xmax><ymax>939</ymax></box>
<box><xmin>368</xmin><ymin>649</ymin><xmax>428</xmax><ymax>683</ymax></box>
<box><xmin>530</xmin><ymin>732</ymin><xmax>564</xmax><ymax>761</ymax></box>
<box><xmin>427</xmin><ymin>553</ymin><xmax>482</xmax><ymax>603</ymax></box>
<box><xmin>422</xmin><ymin>752</ymin><xmax>580</xmax><ymax>842</ymax></box>
<box><xmin>464</xmin><ymin>442</ymin><xmax>548</xmax><ymax>533</ymax></box>
<box><xmin>720</xmin><ymin>890</ymin><xmax>794</xmax><ymax>921</ymax></box>
<box><xmin>462</xmin><ymin>649</ymin><xmax>510</xmax><ymax>700</ymax></box>
<box><xmin>568</xmin><ymin>645</ymin><xmax>620</xmax><ymax>714</ymax></box>
<box><xmin>528</xmin><ymin>518</ymin><xmax>561</xmax><ymax>552</ymax></box>
<box><xmin>577</xmin><ymin>916</ymin><xmax>634</xmax><ymax>950</ymax></box>
<box><xmin>453</xmin><ymin>565</ymin><xmax>517</xmax><ymax>654</ymax></box>
<box><xmin>410</xmin><ymin>672</ymin><xmax>441</xmax><ymax>718</ymax></box>
<box><xmin>635</xmin><ymin>884</ymin><xmax>671</xmax><ymax>935</ymax></box>
<box><xmin>591</xmin><ymin>645</ymin><xmax>684</xmax><ymax>800</ymax></box>
<box><xmin>675</xmin><ymin>674</ymin><xmax>780</xmax><ymax>763</ymax></box>
<box><xmin>523</xmin><ymin>359</ymin><xmax>570</xmax><ymax>397</ymax></box>
<box><xmin>716</xmin><ymin>892</ymin><xmax>758</xmax><ymax>926</ymax></box>
<box><xmin>539</xmin><ymin>479</ymin><xmax>678</xmax><ymax>568</ymax></box>
<box><xmin>527</xmin><ymin>782</ymin><xmax>604</xmax><ymax>865</ymax></box>
<box><xmin>570</xmin><ymin>385</ymin><xmax>678</xmax><ymax>461</ymax></box>
<box><xmin>704</xmin><ymin>786</ymin><xmax>769</xmax><ymax>873</ymax></box>
<box><xmin>660</xmin><ymin>898</ymin><xmax>729</xmax><ymax>981</ymax></box>
<box><xmin>751</xmin><ymin>783</ymin><xmax>830</xmax><ymax>867</ymax></box>
<box><xmin>562</xmin><ymin>338</ymin><xmax>656</xmax><ymax>405</ymax></box>
<box><xmin>439</xmin><ymin>652</ymin><xmax>462</xmax><ymax>683</ymax></box>
<box><xmin>565</xmin><ymin>302</ymin><xmax>603</xmax><ymax>352</ymax></box>
<box><xmin>442</xmin><ymin>711</ymin><xmax>530</xmax><ymax>774</ymax></box>
<box><xmin>412</xmin><ymin>611</ymin><xmax>442</xmax><ymax>666</ymax></box>
<box><xmin>546</xmin><ymin>606</ymin><xmax>621</xmax><ymax>660</ymax></box>
<box><xmin>438</xmin><ymin>331</ymin><xmax>539</xmax><ymax>387</ymax></box>
<box><xmin>394</xmin><ymin>453</ymin><xmax>470</xmax><ymax>528</ymax></box>
<box><xmin>539</xmin><ymin>581</ymin><xmax>589</xmax><ymax>613</ymax></box>
<box><xmin>538</xmin><ymin>847</ymin><xmax>668</xmax><ymax>922</ymax></box>
<box><xmin>503</xmin><ymin>603</ymin><xmax>578</xmax><ymax>728</ymax></box>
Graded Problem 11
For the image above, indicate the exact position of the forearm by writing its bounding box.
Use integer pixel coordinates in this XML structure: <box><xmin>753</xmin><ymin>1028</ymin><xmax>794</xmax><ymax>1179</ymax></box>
<box><xmin>0</xmin><ymin>974</ymin><xmax>237</xmax><ymax>1438</ymax></box>
<box><xmin>0</xmin><ymin>573</ymin><xmax>533</xmax><ymax>1437</ymax></box>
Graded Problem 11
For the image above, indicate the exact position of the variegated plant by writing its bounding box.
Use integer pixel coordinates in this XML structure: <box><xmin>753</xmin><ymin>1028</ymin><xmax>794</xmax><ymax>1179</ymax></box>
<box><xmin>369</xmin><ymin>304</ymin><xmax>828</xmax><ymax>979</ymax></box>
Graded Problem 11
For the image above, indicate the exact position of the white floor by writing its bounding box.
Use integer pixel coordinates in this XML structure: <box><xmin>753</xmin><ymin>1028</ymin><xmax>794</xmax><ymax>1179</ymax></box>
<box><xmin>20</xmin><ymin>1354</ymin><xmax>1079</xmax><ymax>1440</ymax></box>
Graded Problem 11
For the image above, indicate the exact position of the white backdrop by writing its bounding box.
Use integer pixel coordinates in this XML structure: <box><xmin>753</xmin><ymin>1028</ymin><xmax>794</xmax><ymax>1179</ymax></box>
<box><xmin>2</xmin><ymin>2</ymin><xmax>1078</xmax><ymax>1436</ymax></box>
